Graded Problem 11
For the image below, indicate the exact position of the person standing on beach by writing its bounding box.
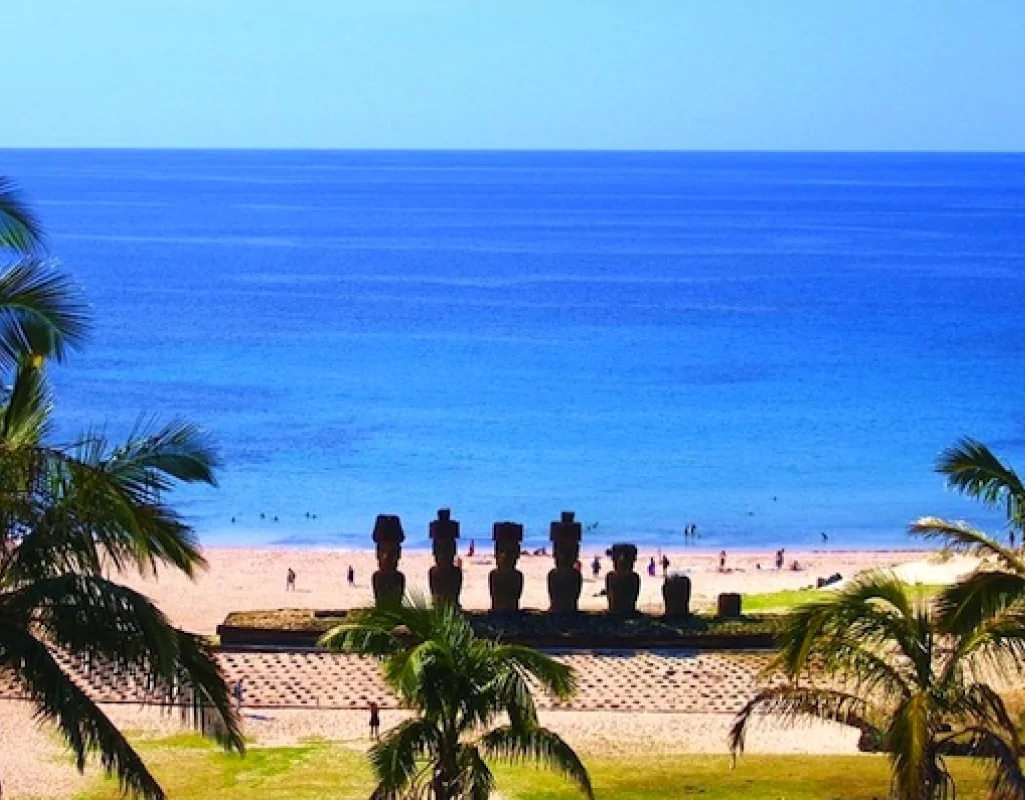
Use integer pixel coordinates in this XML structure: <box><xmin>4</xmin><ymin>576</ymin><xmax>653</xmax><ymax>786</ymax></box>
<box><xmin>347</xmin><ymin>565</ymin><xmax>355</xmax><ymax>587</ymax></box>
<box><xmin>232</xmin><ymin>679</ymin><xmax>245</xmax><ymax>711</ymax></box>
<box><xmin>286</xmin><ymin>568</ymin><xmax>296</xmax><ymax>591</ymax></box>
<box><xmin>719</xmin><ymin>550</ymin><xmax>727</xmax><ymax>572</ymax></box>
<box><xmin>369</xmin><ymin>701</ymin><xmax>381</xmax><ymax>740</ymax></box>
<box><xmin>661</xmin><ymin>554</ymin><xmax>670</xmax><ymax>577</ymax></box>
<box><xmin>647</xmin><ymin>557</ymin><xmax>657</xmax><ymax>577</ymax></box>
<box><xmin>591</xmin><ymin>555</ymin><xmax>601</xmax><ymax>579</ymax></box>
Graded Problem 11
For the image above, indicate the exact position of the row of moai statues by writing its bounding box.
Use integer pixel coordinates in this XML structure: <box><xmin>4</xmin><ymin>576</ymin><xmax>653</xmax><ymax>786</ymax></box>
<box><xmin>371</xmin><ymin>509</ymin><xmax>695</xmax><ymax>615</ymax></box>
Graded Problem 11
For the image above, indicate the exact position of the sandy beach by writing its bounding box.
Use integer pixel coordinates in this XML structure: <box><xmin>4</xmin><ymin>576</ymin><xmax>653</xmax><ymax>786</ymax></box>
<box><xmin>1</xmin><ymin>545</ymin><xmax>980</xmax><ymax>798</ymax></box>
<box><xmin>110</xmin><ymin>545</ymin><xmax>951</xmax><ymax>635</ymax></box>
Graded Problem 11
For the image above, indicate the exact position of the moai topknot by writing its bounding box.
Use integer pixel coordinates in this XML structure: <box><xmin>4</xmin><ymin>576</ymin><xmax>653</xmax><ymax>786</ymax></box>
<box><xmin>489</xmin><ymin>521</ymin><xmax>524</xmax><ymax>612</ymax></box>
<box><xmin>428</xmin><ymin>508</ymin><xmax>462</xmax><ymax>607</ymax></box>
<box><xmin>547</xmin><ymin>511</ymin><xmax>582</xmax><ymax>613</ymax></box>
<box><xmin>605</xmin><ymin>542</ymin><xmax>640</xmax><ymax>613</ymax></box>
<box><xmin>372</xmin><ymin>514</ymin><xmax>406</xmax><ymax>607</ymax></box>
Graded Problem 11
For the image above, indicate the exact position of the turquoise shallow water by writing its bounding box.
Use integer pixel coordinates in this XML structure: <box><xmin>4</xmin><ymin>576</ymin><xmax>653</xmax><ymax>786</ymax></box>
<box><xmin>2</xmin><ymin>150</ymin><xmax>1023</xmax><ymax>550</ymax></box>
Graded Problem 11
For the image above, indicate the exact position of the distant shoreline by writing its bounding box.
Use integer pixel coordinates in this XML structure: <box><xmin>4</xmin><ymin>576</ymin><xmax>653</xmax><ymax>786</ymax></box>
<box><xmin>196</xmin><ymin>541</ymin><xmax>935</xmax><ymax>556</ymax></box>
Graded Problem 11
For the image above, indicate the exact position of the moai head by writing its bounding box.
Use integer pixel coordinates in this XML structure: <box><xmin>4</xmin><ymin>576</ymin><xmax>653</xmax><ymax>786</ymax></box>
<box><xmin>430</xmin><ymin>508</ymin><xmax>460</xmax><ymax>568</ymax></box>
<box><xmin>373</xmin><ymin>515</ymin><xmax>405</xmax><ymax>572</ymax></box>
<box><xmin>550</xmin><ymin>511</ymin><xmax>582</xmax><ymax>570</ymax></box>
<box><xmin>493</xmin><ymin>522</ymin><xmax>524</xmax><ymax>570</ymax></box>
<box><xmin>611</xmin><ymin>543</ymin><xmax>638</xmax><ymax>573</ymax></box>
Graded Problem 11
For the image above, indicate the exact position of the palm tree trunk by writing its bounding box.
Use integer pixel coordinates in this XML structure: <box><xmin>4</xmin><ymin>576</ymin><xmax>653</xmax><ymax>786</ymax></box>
<box><xmin>433</xmin><ymin>730</ymin><xmax>460</xmax><ymax>800</ymax></box>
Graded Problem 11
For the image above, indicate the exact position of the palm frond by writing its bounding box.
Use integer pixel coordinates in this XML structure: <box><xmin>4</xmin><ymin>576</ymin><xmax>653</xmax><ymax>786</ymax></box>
<box><xmin>944</xmin><ymin>726</ymin><xmax>1025</xmax><ymax>800</ymax></box>
<box><xmin>955</xmin><ymin>683</ymin><xmax>1021</xmax><ymax>745</ymax></box>
<box><xmin>96</xmin><ymin>418</ymin><xmax>221</xmax><ymax>487</ymax></box>
<box><xmin>910</xmin><ymin>518</ymin><xmax>1024</xmax><ymax>572</ymax></box>
<box><xmin>938</xmin><ymin>438</ymin><xmax>1025</xmax><ymax>528</ymax></box>
<box><xmin>0</xmin><ymin>623</ymin><xmax>165</xmax><ymax>799</ymax></box>
<box><xmin>0</xmin><ymin>440</ymin><xmax>209</xmax><ymax>580</ymax></box>
<box><xmin>776</xmin><ymin>571</ymin><xmax>921</xmax><ymax>681</ymax></box>
<box><xmin>0</xmin><ymin>260</ymin><xmax>89</xmax><ymax>367</ymax></box>
<box><xmin>950</xmin><ymin>608</ymin><xmax>1025</xmax><ymax>684</ymax></box>
<box><xmin>0</xmin><ymin>357</ymin><xmax>53</xmax><ymax>446</ymax></box>
<box><xmin>5</xmin><ymin>574</ymin><xmax>243</xmax><ymax>751</ymax></box>
<box><xmin>318</xmin><ymin>615</ymin><xmax>405</xmax><ymax>659</ymax></box>
<box><xmin>480</xmin><ymin>725</ymin><xmax>594</xmax><ymax>799</ymax></box>
<box><xmin>480</xmin><ymin>653</ymin><xmax>540</xmax><ymax>731</ymax></box>
<box><xmin>729</xmin><ymin>685</ymin><xmax>879</xmax><ymax>757</ymax></box>
<box><xmin>367</xmin><ymin>718</ymin><xmax>440</xmax><ymax>799</ymax></box>
<box><xmin>490</xmin><ymin>643</ymin><xmax>577</xmax><ymax>700</ymax></box>
<box><xmin>0</xmin><ymin>176</ymin><xmax>44</xmax><ymax>255</ymax></box>
<box><xmin>382</xmin><ymin>639</ymin><xmax>452</xmax><ymax>710</ymax></box>
<box><xmin>935</xmin><ymin>568</ymin><xmax>1025</xmax><ymax>636</ymax></box>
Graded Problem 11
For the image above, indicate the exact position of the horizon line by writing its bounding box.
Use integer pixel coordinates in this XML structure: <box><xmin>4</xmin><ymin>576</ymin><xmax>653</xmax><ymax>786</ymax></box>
<box><xmin>1</xmin><ymin>146</ymin><xmax>1024</xmax><ymax>155</ymax></box>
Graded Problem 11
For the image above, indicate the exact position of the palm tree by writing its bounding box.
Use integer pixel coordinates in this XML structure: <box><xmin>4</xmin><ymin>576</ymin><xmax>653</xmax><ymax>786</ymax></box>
<box><xmin>320</xmin><ymin>598</ymin><xmax>593</xmax><ymax>800</ymax></box>
<box><xmin>911</xmin><ymin>438</ymin><xmax>1025</xmax><ymax>635</ymax></box>
<box><xmin>0</xmin><ymin>180</ymin><xmax>243</xmax><ymax>799</ymax></box>
<box><xmin>0</xmin><ymin>361</ymin><xmax>246</xmax><ymax>800</ymax></box>
<box><xmin>730</xmin><ymin>572</ymin><xmax>1025</xmax><ymax>800</ymax></box>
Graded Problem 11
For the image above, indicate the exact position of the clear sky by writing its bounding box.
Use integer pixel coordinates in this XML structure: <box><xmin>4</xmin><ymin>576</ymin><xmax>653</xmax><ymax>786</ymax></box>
<box><xmin>6</xmin><ymin>0</ymin><xmax>1024</xmax><ymax>150</ymax></box>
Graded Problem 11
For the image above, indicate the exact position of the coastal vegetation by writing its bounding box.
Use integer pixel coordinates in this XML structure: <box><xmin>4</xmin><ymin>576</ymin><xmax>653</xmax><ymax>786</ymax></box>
<box><xmin>730</xmin><ymin>572</ymin><xmax>1025</xmax><ymax>800</ymax></box>
<box><xmin>320</xmin><ymin>597</ymin><xmax>594</xmax><ymax>800</ymax></box>
<box><xmin>0</xmin><ymin>177</ymin><xmax>242</xmax><ymax>799</ymax></box>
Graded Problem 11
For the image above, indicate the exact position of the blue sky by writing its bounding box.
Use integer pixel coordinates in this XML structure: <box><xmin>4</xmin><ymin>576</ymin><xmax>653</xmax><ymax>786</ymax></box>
<box><xmin>6</xmin><ymin>1</ymin><xmax>1024</xmax><ymax>150</ymax></box>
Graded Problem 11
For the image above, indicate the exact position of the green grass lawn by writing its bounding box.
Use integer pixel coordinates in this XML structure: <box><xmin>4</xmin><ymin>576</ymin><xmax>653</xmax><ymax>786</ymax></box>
<box><xmin>743</xmin><ymin>584</ymin><xmax>943</xmax><ymax>614</ymax></box>
<box><xmin>75</xmin><ymin>734</ymin><xmax>996</xmax><ymax>800</ymax></box>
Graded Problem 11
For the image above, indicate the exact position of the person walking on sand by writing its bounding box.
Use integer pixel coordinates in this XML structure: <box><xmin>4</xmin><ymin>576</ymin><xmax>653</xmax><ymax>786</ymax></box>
<box><xmin>661</xmin><ymin>554</ymin><xmax>670</xmax><ymax>577</ymax></box>
<box><xmin>369</xmin><ymin>701</ymin><xmax>381</xmax><ymax>740</ymax></box>
<box><xmin>232</xmin><ymin>678</ymin><xmax>245</xmax><ymax>711</ymax></box>
<box><xmin>347</xmin><ymin>565</ymin><xmax>355</xmax><ymax>587</ymax></box>
<box><xmin>719</xmin><ymin>550</ymin><xmax>727</xmax><ymax>572</ymax></box>
<box><xmin>286</xmin><ymin>568</ymin><xmax>296</xmax><ymax>591</ymax></box>
<box><xmin>647</xmin><ymin>557</ymin><xmax>657</xmax><ymax>577</ymax></box>
<box><xmin>591</xmin><ymin>555</ymin><xmax>601</xmax><ymax>579</ymax></box>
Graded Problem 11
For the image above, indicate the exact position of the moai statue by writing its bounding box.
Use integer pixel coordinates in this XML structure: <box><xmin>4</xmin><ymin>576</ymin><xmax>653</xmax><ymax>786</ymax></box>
<box><xmin>662</xmin><ymin>573</ymin><xmax>692</xmax><ymax>617</ymax></box>
<box><xmin>428</xmin><ymin>508</ymin><xmax>462</xmax><ymax>607</ymax></box>
<box><xmin>605</xmin><ymin>543</ymin><xmax>640</xmax><ymax>614</ymax></box>
<box><xmin>718</xmin><ymin>592</ymin><xmax>742</xmax><ymax>618</ymax></box>
<box><xmin>489</xmin><ymin>522</ymin><xmax>524</xmax><ymax>612</ymax></box>
<box><xmin>547</xmin><ymin>511</ymin><xmax>582</xmax><ymax>613</ymax></box>
<box><xmin>372</xmin><ymin>514</ymin><xmax>406</xmax><ymax>607</ymax></box>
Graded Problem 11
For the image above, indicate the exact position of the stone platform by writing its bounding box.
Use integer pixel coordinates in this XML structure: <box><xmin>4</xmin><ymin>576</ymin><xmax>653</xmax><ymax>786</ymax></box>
<box><xmin>218</xmin><ymin>608</ymin><xmax>778</xmax><ymax>650</ymax></box>
<box><xmin>0</xmin><ymin>649</ymin><xmax>771</xmax><ymax>715</ymax></box>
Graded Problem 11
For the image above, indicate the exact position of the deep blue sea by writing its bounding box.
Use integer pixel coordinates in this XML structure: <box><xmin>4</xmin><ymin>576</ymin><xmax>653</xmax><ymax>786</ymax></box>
<box><xmin>2</xmin><ymin>150</ymin><xmax>1023</xmax><ymax>551</ymax></box>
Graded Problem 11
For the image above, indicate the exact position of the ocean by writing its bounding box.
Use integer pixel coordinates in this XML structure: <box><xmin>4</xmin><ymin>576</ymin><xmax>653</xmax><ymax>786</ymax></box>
<box><xmin>2</xmin><ymin>149</ymin><xmax>1022</xmax><ymax>551</ymax></box>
